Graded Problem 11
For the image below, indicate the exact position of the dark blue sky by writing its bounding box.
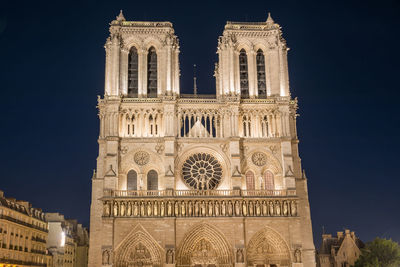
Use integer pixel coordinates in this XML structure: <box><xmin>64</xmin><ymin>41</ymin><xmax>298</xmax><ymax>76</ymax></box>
<box><xmin>0</xmin><ymin>0</ymin><xmax>399</xmax><ymax>247</ymax></box>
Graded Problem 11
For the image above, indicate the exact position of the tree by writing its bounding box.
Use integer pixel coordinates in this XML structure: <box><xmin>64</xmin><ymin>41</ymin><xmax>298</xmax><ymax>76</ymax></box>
<box><xmin>353</xmin><ymin>238</ymin><xmax>400</xmax><ymax>267</ymax></box>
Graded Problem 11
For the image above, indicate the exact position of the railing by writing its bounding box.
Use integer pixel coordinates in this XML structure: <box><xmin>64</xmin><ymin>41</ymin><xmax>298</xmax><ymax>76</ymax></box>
<box><xmin>0</xmin><ymin>215</ymin><xmax>48</xmax><ymax>233</ymax></box>
<box><xmin>103</xmin><ymin>189</ymin><xmax>296</xmax><ymax>198</ymax></box>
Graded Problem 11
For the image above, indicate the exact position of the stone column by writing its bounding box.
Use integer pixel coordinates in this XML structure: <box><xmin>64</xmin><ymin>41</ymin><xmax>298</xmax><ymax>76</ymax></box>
<box><xmin>119</xmin><ymin>48</ymin><xmax>129</xmax><ymax>95</ymax></box>
<box><xmin>247</xmin><ymin>50</ymin><xmax>256</xmax><ymax>98</ymax></box>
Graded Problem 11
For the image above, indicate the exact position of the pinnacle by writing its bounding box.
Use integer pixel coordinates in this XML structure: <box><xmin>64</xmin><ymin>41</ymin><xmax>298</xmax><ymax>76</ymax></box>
<box><xmin>116</xmin><ymin>10</ymin><xmax>126</xmax><ymax>21</ymax></box>
<box><xmin>266</xmin><ymin>12</ymin><xmax>274</xmax><ymax>24</ymax></box>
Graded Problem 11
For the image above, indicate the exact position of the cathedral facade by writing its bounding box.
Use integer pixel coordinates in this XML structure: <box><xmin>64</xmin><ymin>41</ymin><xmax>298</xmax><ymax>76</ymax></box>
<box><xmin>88</xmin><ymin>11</ymin><xmax>316</xmax><ymax>267</ymax></box>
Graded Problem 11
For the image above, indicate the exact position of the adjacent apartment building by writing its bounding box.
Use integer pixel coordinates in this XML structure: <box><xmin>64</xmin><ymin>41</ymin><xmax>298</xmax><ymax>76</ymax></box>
<box><xmin>0</xmin><ymin>190</ymin><xmax>48</xmax><ymax>267</ymax></box>
<box><xmin>0</xmin><ymin>191</ymin><xmax>89</xmax><ymax>267</ymax></box>
<box><xmin>317</xmin><ymin>230</ymin><xmax>364</xmax><ymax>267</ymax></box>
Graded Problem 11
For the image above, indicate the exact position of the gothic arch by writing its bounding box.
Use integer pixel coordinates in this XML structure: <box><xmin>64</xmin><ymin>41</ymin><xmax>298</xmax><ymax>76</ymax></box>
<box><xmin>114</xmin><ymin>224</ymin><xmax>163</xmax><ymax>267</ymax></box>
<box><xmin>176</xmin><ymin>223</ymin><xmax>233</xmax><ymax>266</ymax></box>
<box><xmin>247</xmin><ymin>226</ymin><xmax>291</xmax><ymax>266</ymax></box>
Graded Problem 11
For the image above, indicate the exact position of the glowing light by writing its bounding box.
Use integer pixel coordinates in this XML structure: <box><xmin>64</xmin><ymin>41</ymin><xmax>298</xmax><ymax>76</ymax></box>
<box><xmin>60</xmin><ymin>231</ymin><xmax>65</xmax><ymax>247</ymax></box>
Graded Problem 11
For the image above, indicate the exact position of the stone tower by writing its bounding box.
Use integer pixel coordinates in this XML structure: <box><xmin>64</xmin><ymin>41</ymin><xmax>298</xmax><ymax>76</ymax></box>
<box><xmin>88</xmin><ymin>11</ymin><xmax>316</xmax><ymax>267</ymax></box>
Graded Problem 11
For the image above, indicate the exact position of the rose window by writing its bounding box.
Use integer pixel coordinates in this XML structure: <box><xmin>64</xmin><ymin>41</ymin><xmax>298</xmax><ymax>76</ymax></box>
<box><xmin>182</xmin><ymin>153</ymin><xmax>223</xmax><ymax>190</ymax></box>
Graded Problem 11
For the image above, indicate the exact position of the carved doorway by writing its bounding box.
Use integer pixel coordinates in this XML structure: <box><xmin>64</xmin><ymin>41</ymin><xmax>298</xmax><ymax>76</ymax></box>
<box><xmin>247</xmin><ymin>227</ymin><xmax>291</xmax><ymax>267</ymax></box>
<box><xmin>176</xmin><ymin>223</ymin><xmax>233</xmax><ymax>267</ymax></box>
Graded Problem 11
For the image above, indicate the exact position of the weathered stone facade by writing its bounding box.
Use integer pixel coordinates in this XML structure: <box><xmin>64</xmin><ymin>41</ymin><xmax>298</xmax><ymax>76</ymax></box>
<box><xmin>88</xmin><ymin>11</ymin><xmax>316</xmax><ymax>267</ymax></box>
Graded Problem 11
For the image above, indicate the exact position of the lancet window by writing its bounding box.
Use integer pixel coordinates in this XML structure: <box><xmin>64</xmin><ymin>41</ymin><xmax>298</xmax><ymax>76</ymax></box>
<box><xmin>127</xmin><ymin>170</ymin><xmax>137</xmax><ymax>190</ymax></box>
<box><xmin>126</xmin><ymin>114</ymin><xmax>136</xmax><ymax>137</ymax></box>
<box><xmin>178</xmin><ymin>110</ymin><xmax>221</xmax><ymax>138</ymax></box>
<box><xmin>243</xmin><ymin>115</ymin><xmax>251</xmax><ymax>137</ymax></box>
<box><xmin>147</xmin><ymin>170</ymin><xmax>158</xmax><ymax>190</ymax></box>
<box><xmin>127</xmin><ymin>47</ymin><xmax>139</xmax><ymax>97</ymax></box>
<box><xmin>261</xmin><ymin>115</ymin><xmax>269</xmax><ymax>137</ymax></box>
<box><xmin>256</xmin><ymin>49</ymin><xmax>266</xmax><ymax>98</ymax></box>
<box><xmin>239</xmin><ymin>49</ymin><xmax>249</xmax><ymax>98</ymax></box>
<box><xmin>147</xmin><ymin>47</ymin><xmax>157</xmax><ymax>97</ymax></box>
<box><xmin>246</xmin><ymin>171</ymin><xmax>255</xmax><ymax>190</ymax></box>
<box><xmin>264</xmin><ymin>171</ymin><xmax>274</xmax><ymax>190</ymax></box>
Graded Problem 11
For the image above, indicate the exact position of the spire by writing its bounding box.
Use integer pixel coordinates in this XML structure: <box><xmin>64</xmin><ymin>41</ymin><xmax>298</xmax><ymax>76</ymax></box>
<box><xmin>266</xmin><ymin>12</ymin><xmax>274</xmax><ymax>24</ymax></box>
<box><xmin>116</xmin><ymin>10</ymin><xmax>126</xmax><ymax>21</ymax></box>
<box><xmin>193</xmin><ymin>64</ymin><xmax>198</xmax><ymax>96</ymax></box>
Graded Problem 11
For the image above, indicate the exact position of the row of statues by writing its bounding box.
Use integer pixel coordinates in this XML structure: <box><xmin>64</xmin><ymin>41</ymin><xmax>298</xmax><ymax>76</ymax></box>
<box><xmin>103</xmin><ymin>199</ymin><xmax>297</xmax><ymax>217</ymax></box>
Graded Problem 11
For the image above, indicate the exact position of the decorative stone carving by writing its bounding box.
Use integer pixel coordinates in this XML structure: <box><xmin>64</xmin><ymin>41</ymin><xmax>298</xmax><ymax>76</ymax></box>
<box><xmin>252</xmin><ymin>152</ymin><xmax>267</xmax><ymax>166</ymax></box>
<box><xmin>102</xmin><ymin>249</ymin><xmax>111</xmax><ymax>265</ymax></box>
<box><xmin>134</xmin><ymin>151</ymin><xmax>150</xmax><ymax>165</ymax></box>
<box><xmin>103</xmin><ymin>199</ymin><xmax>298</xmax><ymax>218</ymax></box>
<box><xmin>294</xmin><ymin>249</ymin><xmax>302</xmax><ymax>263</ymax></box>
<box><xmin>236</xmin><ymin>248</ymin><xmax>244</xmax><ymax>263</ymax></box>
<box><xmin>166</xmin><ymin>249</ymin><xmax>174</xmax><ymax>264</ymax></box>
<box><xmin>181</xmin><ymin>153</ymin><xmax>223</xmax><ymax>190</ymax></box>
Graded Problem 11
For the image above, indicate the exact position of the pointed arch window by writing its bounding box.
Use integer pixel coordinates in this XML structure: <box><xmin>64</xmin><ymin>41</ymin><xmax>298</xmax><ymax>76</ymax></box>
<box><xmin>147</xmin><ymin>47</ymin><xmax>157</xmax><ymax>98</ymax></box>
<box><xmin>264</xmin><ymin>170</ymin><xmax>274</xmax><ymax>190</ymax></box>
<box><xmin>239</xmin><ymin>49</ymin><xmax>249</xmax><ymax>98</ymax></box>
<box><xmin>256</xmin><ymin>49</ymin><xmax>266</xmax><ymax>98</ymax></box>
<box><xmin>127</xmin><ymin>170</ymin><xmax>137</xmax><ymax>190</ymax></box>
<box><xmin>128</xmin><ymin>47</ymin><xmax>139</xmax><ymax>97</ymax></box>
<box><xmin>147</xmin><ymin>170</ymin><xmax>158</xmax><ymax>190</ymax></box>
<box><xmin>246</xmin><ymin>171</ymin><xmax>255</xmax><ymax>190</ymax></box>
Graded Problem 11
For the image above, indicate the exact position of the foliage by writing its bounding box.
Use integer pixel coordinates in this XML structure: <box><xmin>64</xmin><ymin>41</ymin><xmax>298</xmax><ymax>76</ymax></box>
<box><xmin>353</xmin><ymin>238</ymin><xmax>400</xmax><ymax>267</ymax></box>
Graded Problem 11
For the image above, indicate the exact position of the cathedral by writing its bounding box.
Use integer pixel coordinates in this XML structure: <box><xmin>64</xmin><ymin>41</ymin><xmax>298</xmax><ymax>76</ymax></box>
<box><xmin>88</xmin><ymin>11</ymin><xmax>316</xmax><ymax>267</ymax></box>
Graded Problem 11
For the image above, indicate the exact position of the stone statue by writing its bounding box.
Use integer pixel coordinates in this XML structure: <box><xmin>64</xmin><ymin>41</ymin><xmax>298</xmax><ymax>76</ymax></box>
<box><xmin>242</xmin><ymin>201</ymin><xmax>247</xmax><ymax>216</ymax></box>
<box><xmin>102</xmin><ymin>250</ymin><xmax>110</xmax><ymax>265</ymax></box>
<box><xmin>140</xmin><ymin>201</ymin><xmax>145</xmax><ymax>217</ymax></box>
<box><xmin>228</xmin><ymin>201</ymin><xmax>233</xmax><ymax>216</ymax></box>
<box><xmin>147</xmin><ymin>201</ymin><xmax>152</xmax><ymax>216</ymax></box>
<box><xmin>133</xmin><ymin>201</ymin><xmax>138</xmax><ymax>216</ymax></box>
<box><xmin>215</xmin><ymin>201</ymin><xmax>220</xmax><ymax>216</ymax></box>
<box><xmin>181</xmin><ymin>201</ymin><xmax>186</xmax><ymax>216</ymax></box>
<box><xmin>104</xmin><ymin>202</ymin><xmax>110</xmax><ymax>217</ymax></box>
<box><xmin>283</xmin><ymin>201</ymin><xmax>288</xmax><ymax>216</ymax></box>
<box><xmin>294</xmin><ymin>249</ymin><xmax>301</xmax><ymax>263</ymax></box>
<box><xmin>262</xmin><ymin>201</ymin><xmax>267</xmax><ymax>216</ymax></box>
<box><xmin>166</xmin><ymin>249</ymin><xmax>174</xmax><ymax>264</ymax></box>
<box><xmin>120</xmin><ymin>202</ymin><xmax>126</xmax><ymax>216</ymax></box>
<box><xmin>188</xmin><ymin>201</ymin><xmax>193</xmax><ymax>216</ymax></box>
<box><xmin>269</xmin><ymin>201</ymin><xmax>274</xmax><ymax>216</ymax></box>
<box><xmin>235</xmin><ymin>201</ymin><xmax>240</xmax><ymax>216</ymax></box>
<box><xmin>208</xmin><ymin>201</ymin><xmax>213</xmax><ymax>216</ymax></box>
<box><xmin>249</xmin><ymin>201</ymin><xmax>254</xmax><ymax>216</ymax></box>
<box><xmin>160</xmin><ymin>201</ymin><xmax>165</xmax><ymax>217</ymax></box>
<box><xmin>167</xmin><ymin>201</ymin><xmax>172</xmax><ymax>216</ymax></box>
<box><xmin>113</xmin><ymin>202</ymin><xmax>118</xmax><ymax>216</ymax></box>
<box><xmin>174</xmin><ymin>201</ymin><xmax>179</xmax><ymax>216</ymax></box>
<box><xmin>154</xmin><ymin>201</ymin><xmax>159</xmax><ymax>216</ymax></box>
<box><xmin>127</xmin><ymin>202</ymin><xmax>132</xmax><ymax>216</ymax></box>
<box><xmin>221</xmin><ymin>200</ymin><xmax>226</xmax><ymax>216</ymax></box>
<box><xmin>194</xmin><ymin>201</ymin><xmax>199</xmax><ymax>216</ymax></box>
<box><xmin>236</xmin><ymin>248</ymin><xmax>244</xmax><ymax>263</ymax></box>
<box><xmin>275</xmin><ymin>201</ymin><xmax>281</xmax><ymax>215</ymax></box>
<box><xmin>201</xmin><ymin>201</ymin><xmax>206</xmax><ymax>216</ymax></box>
<box><xmin>291</xmin><ymin>201</ymin><xmax>297</xmax><ymax>216</ymax></box>
<box><xmin>255</xmin><ymin>201</ymin><xmax>261</xmax><ymax>216</ymax></box>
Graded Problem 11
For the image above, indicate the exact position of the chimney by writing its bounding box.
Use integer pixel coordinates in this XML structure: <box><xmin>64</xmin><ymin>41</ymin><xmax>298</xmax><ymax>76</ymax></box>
<box><xmin>337</xmin><ymin>231</ymin><xmax>344</xmax><ymax>239</ymax></box>
<box><xmin>0</xmin><ymin>190</ymin><xmax>4</xmax><ymax>198</ymax></box>
<box><xmin>351</xmin><ymin>231</ymin><xmax>356</xmax><ymax>241</ymax></box>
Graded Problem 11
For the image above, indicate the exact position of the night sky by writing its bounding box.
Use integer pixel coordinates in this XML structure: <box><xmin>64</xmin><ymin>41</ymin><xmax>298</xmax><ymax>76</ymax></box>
<box><xmin>0</xmin><ymin>0</ymin><xmax>399</xmax><ymax>248</ymax></box>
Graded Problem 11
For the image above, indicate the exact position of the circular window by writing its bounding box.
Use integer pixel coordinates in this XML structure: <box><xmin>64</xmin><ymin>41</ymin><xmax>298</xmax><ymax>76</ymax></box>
<box><xmin>182</xmin><ymin>153</ymin><xmax>223</xmax><ymax>190</ymax></box>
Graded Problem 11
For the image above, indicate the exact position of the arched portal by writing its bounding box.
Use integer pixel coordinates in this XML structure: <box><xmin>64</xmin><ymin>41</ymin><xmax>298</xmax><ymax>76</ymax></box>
<box><xmin>114</xmin><ymin>225</ymin><xmax>163</xmax><ymax>267</ymax></box>
<box><xmin>247</xmin><ymin>227</ymin><xmax>291</xmax><ymax>267</ymax></box>
<box><xmin>176</xmin><ymin>223</ymin><xmax>233</xmax><ymax>267</ymax></box>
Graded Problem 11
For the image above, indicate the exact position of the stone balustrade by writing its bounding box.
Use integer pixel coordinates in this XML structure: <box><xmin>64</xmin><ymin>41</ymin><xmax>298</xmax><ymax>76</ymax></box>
<box><xmin>103</xmin><ymin>189</ymin><xmax>296</xmax><ymax>198</ymax></box>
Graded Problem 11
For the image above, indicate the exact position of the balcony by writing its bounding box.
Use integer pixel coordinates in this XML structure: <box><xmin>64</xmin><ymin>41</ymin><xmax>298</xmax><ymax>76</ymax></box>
<box><xmin>103</xmin><ymin>189</ymin><xmax>296</xmax><ymax>198</ymax></box>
